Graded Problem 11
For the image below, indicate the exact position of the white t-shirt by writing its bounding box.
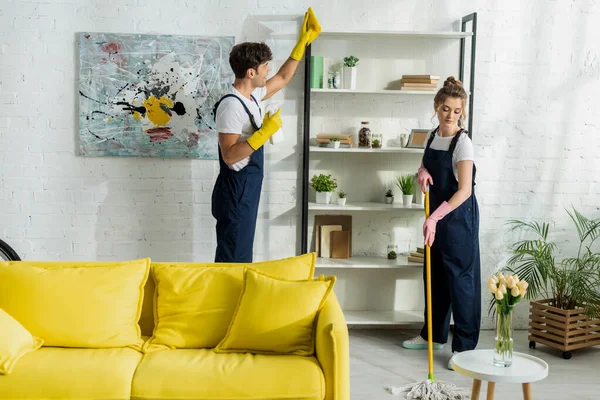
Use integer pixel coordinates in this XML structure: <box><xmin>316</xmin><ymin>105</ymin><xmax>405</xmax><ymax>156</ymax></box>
<box><xmin>216</xmin><ymin>86</ymin><xmax>267</xmax><ymax>171</ymax></box>
<box><xmin>425</xmin><ymin>129</ymin><xmax>475</xmax><ymax>182</ymax></box>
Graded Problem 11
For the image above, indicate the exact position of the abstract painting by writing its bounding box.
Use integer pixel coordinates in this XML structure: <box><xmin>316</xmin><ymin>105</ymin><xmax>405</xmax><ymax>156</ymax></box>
<box><xmin>78</xmin><ymin>32</ymin><xmax>235</xmax><ymax>159</ymax></box>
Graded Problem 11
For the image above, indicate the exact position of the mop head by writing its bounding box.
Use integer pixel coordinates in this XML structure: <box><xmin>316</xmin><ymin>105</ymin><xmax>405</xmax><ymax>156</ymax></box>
<box><xmin>385</xmin><ymin>379</ymin><xmax>470</xmax><ymax>400</ymax></box>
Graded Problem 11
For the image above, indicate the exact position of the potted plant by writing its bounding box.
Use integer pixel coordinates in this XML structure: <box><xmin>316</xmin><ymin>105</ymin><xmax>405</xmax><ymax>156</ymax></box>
<box><xmin>372</xmin><ymin>139</ymin><xmax>381</xmax><ymax>149</ymax></box>
<box><xmin>495</xmin><ymin>208</ymin><xmax>600</xmax><ymax>359</ymax></box>
<box><xmin>395</xmin><ymin>174</ymin><xmax>415</xmax><ymax>206</ymax></box>
<box><xmin>337</xmin><ymin>190</ymin><xmax>347</xmax><ymax>206</ymax></box>
<box><xmin>329</xmin><ymin>137</ymin><xmax>340</xmax><ymax>149</ymax></box>
<box><xmin>342</xmin><ymin>55</ymin><xmax>359</xmax><ymax>90</ymax></box>
<box><xmin>385</xmin><ymin>189</ymin><xmax>394</xmax><ymax>204</ymax></box>
<box><xmin>310</xmin><ymin>174</ymin><xmax>337</xmax><ymax>204</ymax></box>
<box><xmin>387</xmin><ymin>250</ymin><xmax>397</xmax><ymax>260</ymax></box>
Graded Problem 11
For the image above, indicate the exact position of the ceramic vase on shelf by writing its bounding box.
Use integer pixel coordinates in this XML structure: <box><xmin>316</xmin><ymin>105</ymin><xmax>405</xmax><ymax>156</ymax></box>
<box><xmin>316</xmin><ymin>191</ymin><xmax>332</xmax><ymax>204</ymax></box>
<box><xmin>494</xmin><ymin>304</ymin><xmax>514</xmax><ymax>367</ymax></box>
<box><xmin>337</xmin><ymin>197</ymin><xmax>347</xmax><ymax>206</ymax></box>
<box><xmin>343</xmin><ymin>66</ymin><xmax>357</xmax><ymax>90</ymax></box>
<box><xmin>402</xmin><ymin>194</ymin><xmax>413</xmax><ymax>206</ymax></box>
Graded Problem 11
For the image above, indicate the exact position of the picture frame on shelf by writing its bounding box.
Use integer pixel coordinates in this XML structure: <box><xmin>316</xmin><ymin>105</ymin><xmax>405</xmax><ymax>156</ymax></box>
<box><xmin>406</xmin><ymin>129</ymin><xmax>430</xmax><ymax>148</ymax></box>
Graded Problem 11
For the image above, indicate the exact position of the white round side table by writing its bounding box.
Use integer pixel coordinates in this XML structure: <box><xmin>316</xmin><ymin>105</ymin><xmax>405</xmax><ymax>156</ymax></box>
<box><xmin>451</xmin><ymin>349</ymin><xmax>549</xmax><ymax>400</ymax></box>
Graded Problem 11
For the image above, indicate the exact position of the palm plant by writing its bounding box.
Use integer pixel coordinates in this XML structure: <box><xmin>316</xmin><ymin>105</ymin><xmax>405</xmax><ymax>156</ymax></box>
<box><xmin>395</xmin><ymin>174</ymin><xmax>415</xmax><ymax>195</ymax></box>
<box><xmin>491</xmin><ymin>208</ymin><xmax>600</xmax><ymax>319</ymax></box>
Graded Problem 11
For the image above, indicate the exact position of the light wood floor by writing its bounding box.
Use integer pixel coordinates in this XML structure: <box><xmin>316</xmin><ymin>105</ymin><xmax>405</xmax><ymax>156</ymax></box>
<box><xmin>350</xmin><ymin>328</ymin><xmax>599</xmax><ymax>399</ymax></box>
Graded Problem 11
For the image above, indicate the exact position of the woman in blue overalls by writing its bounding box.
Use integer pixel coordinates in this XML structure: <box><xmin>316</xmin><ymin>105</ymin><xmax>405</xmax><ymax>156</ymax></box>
<box><xmin>402</xmin><ymin>77</ymin><xmax>481</xmax><ymax>370</ymax></box>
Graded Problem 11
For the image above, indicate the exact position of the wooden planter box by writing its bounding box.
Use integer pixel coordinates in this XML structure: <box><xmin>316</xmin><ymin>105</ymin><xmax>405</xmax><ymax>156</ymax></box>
<box><xmin>528</xmin><ymin>299</ymin><xmax>600</xmax><ymax>359</ymax></box>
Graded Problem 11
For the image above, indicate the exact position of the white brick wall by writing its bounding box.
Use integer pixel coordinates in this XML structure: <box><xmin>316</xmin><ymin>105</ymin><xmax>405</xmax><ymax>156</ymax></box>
<box><xmin>1</xmin><ymin>0</ymin><xmax>599</xmax><ymax>327</ymax></box>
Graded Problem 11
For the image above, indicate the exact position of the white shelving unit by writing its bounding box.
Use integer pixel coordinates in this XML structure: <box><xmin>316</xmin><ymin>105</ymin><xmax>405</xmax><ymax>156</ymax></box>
<box><xmin>315</xmin><ymin>255</ymin><xmax>422</xmax><ymax>269</ymax></box>
<box><xmin>309</xmin><ymin>201</ymin><xmax>424</xmax><ymax>212</ymax></box>
<box><xmin>301</xmin><ymin>16</ymin><xmax>478</xmax><ymax>327</ymax></box>
<box><xmin>344</xmin><ymin>310</ymin><xmax>423</xmax><ymax>325</ymax></box>
<box><xmin>310</xmin><ymin>146</ymin><xmax>424</xmax><ymax>154</ymax></box>
<box><xmin>311</xmin><ymin>88</ymin><xmax>436</xmax><ymax>95</ymax></box>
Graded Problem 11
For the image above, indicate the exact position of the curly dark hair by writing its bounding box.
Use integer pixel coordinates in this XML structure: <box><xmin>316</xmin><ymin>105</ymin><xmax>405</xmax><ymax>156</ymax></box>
<box><xmin>229</xmin><ymin>42</ymin><xmax>273</xmax><ymax>79</ymax></box>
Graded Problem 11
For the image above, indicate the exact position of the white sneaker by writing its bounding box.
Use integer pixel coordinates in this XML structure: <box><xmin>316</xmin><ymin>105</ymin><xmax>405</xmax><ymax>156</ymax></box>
<box><xmin>402</xmin><ymin>335</ymin><xmax>443</xmax><ymax>350</ymax></box>
<box><xmin>448</xmin><ymin>354</ymin><xmax>455</xmax><ymax>370</ymax></box>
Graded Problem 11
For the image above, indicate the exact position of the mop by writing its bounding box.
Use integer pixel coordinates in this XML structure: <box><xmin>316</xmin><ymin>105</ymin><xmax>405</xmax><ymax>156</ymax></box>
<box><xmin>385</xmin><ymin>189</ymin><xmax>470</xmax><ymax>400</ymax></box>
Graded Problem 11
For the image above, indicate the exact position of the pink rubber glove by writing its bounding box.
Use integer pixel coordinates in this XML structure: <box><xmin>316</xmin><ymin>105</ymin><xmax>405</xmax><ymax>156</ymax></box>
<box><xmin>423</xmin><ymin>201</ymin><xmax>452</xmax><ymax>247</ymax></box>
<box><xmin>418</xmin><ymin>166</ymin><xmax>433</xmax><ymax>193</ymax></box>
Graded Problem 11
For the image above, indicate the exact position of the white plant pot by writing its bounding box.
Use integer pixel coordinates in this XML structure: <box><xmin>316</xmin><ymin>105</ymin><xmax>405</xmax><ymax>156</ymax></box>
<box><xmin>402</xmin><ymin>194</ymin><xmax>413</xmax><ymax>206</ymax></box>
<box><xmin>316</xmin><ymin>191</ymin><xmax>332</xmax><ymax>204</ymax></box>
<box><xmin>337</xmin><ymin>197</ymin><xmax>347</xmax><ymax>206</ymax></box>
<box><xmin>343</xmin><ymin>66</ymin><xmax>357</xmax><ymax>90</ymax></box>
<box><xmin>328</xmin><ymin>141</ymin><xmax>340</xmax><ymax>148</ymax></box>
<box><xmin>385</xmin><ymin>196</ymin><xmax>394</xmax><ymax>204</ymax></box>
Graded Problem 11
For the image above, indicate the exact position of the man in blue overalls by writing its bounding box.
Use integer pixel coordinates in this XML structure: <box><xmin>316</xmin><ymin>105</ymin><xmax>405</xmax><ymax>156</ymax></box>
<box><xmin>212</xmin><ymin>8</ymin><xmax>321</xmax><ymax>263</ymax></box>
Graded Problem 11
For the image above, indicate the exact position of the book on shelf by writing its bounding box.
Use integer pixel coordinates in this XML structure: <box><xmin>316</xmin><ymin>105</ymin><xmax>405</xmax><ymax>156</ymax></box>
<box><xmin>408</xmin><ymin>255</ymin><xmax>425</xmax><ymax>263</ymax></box>
<box><xmin>316</xmin><ymin>133</ymin><xmax>354</xmax><ymax>147</ymax></box>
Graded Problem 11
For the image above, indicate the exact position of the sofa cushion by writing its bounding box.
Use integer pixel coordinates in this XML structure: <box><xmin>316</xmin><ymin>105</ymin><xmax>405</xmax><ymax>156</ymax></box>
<box><xmin>0</xmin><ymin>259</ymin><xmax>150</xmax><ymax>349</ymax></box>
<box><xmin>131</xmin><ymin>349</ymin><xmax>325</xmax><ymax>400</ymax></box>
<box><xmin>143</xmin><ymin>253</ymin><xmax>316</xmax><ymax>351</ymax></box>
<box><xmin>0</xmin><ymin>347</ymin><xmax>143</xmax><ymax>400</ymax></box>
<box><xmin>0</xmin><ymin>308</ymin><xmax>43</xmax><ymax>375</ymax></box>
<box><xmin>215</xmin><ymin>268</ymin><xmax>335</xmax><ymax>356</ymax></box>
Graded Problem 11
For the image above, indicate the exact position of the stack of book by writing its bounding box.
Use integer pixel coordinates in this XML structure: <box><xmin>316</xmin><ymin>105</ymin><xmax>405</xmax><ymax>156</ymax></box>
<box><xmin>408</xmin><ymin>247</ymin><xmax>425</xmax><ymax>263</ymax></box>
<box><xmin>316</xmin><ymin>133</ymin><xmax>354</xmax><ymax>147</ymax></box>
<box><xmin>399</xmin><ymin>75</ymin><xmax>439</xmax><ymax>92</ymax></box>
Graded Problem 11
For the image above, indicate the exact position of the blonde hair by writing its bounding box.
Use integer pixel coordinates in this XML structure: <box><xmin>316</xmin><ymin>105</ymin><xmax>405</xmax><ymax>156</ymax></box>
<box><xmin>434</xmin><ymin>76</ymin><xmax>468</xmax><ymax>128</ymax></box>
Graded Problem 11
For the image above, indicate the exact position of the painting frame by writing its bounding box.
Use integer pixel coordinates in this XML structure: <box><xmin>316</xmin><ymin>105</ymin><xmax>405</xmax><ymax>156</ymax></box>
<box><xmin>406</xmin><ymin>128</ymin><xmax>430</xmax><ymax>148</ymax></box>
<box><xmin>77</xmin><ymin>32</ymin><xmax>235</xmax><ymax>159</ymax></box>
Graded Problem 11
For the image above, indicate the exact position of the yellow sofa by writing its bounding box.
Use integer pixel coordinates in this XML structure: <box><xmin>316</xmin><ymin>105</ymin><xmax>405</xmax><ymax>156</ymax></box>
<box><xmin>0</xmin><ymin>254</ymin><xmax>349</xmax><ymax>400</ymax></box>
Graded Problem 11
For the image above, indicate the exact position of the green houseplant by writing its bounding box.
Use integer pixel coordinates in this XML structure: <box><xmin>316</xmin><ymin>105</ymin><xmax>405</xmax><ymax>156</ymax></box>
<box><xmin>495</xmin><ymin>208</ymin><xmax>600</xmax><ymax>359</ymax></box>
<box><xmin>337</xmin><ymin>190</ymin><xmax>347</xmax><ymax>206</ymax></box>
<box><xmin>342</xmin><ymin>56</ymin><xmax>359</xmax><ymax>90</ymax></box>
<box><xmin>395</xmin><ymin>174</ymin><xmax>415</xmax><ymax>206</ymax></box>
<box><xmin>385</xmin><ymin>189</ymin><xmax>394</xmax><ymax>204</ymax></box>
<box><xmin>310</xmin><ymin>174</ymin><xmax>337</xmax><ymax>204</ymax></box>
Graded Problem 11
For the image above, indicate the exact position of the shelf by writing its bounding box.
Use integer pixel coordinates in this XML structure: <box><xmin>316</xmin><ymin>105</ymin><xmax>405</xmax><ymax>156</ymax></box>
<box><xmin>345</xmin><ymin>310</ymin><xmax>424</xmax><ymax>325</ymax></box>
<box><xmin>309</xmin><ymin>201</ymin><xmax>424</xmax><ymax>211</ymax></box>
<box><xmin>316</xmin><ymin>255</ymin><xmax>422</xmax><ymax>269</ymax></box>
<box><xmin>310</xmin><ymin>146</ymin><xmax>423</xmax><ymax>154</ymax></box>
<box><xmin>311</xmin><ymin>88</ymin><xmax>435</xmax><ymax>95</ymax></box>
<box><xmin>270</xmin><ymin>30</ymin><xmax>472</xmax><ymax>40</ymax></box>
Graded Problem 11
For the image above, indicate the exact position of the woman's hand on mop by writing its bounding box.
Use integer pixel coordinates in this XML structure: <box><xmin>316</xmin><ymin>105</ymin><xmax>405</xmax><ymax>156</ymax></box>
<box><xmin>423</xmin><ymin>201</ymin><xmax>452</xmax><ymax>246</ymax></box>
<box><xmin>417</xmin><ymin>166</ymin><xmax>433</xmax><ymax>193</ymax></box>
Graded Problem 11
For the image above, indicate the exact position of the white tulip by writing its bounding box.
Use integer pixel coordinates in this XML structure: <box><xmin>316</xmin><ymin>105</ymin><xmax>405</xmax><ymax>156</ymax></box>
<box><xmin>506</xmin><ymin>276</ymin><xmax>515</xmax><ymax>289</ymax></box>
<box><xmin>488</xmin><ymin>283</ymin><xmax>498</xmax><ymax>294</ymax></box>
<box><xmin>499</xmin><ymin>284</ymin><xmax>507</xmax><ymax>294</ymax></box>
<box><xmin>488</xmin><ymin>277</ymin><xmax>497</xmax><ymax>286</ymax></box>
<box><xmin>517</xmin><ymin>280</ymin><xmax>529</xmax><ymax>290</ymax></box>
<box><xmin>495</xmin><ymin>291</ymin><xmax>504</xmax><ymax>300</ymax></box>
<box><xmin>521</xmin><ymin>290</ymin><xmax>527</xmax><ymax>298</ymax></box>
<box><xmin>511</xmin><ymin>286</ymin><xmax>520</xmax><ymax>297</ymax></box>
<box><xmin>513</xmin><ymin>274</ymin><xmax>519</xmax><ymax>283</ymax></box>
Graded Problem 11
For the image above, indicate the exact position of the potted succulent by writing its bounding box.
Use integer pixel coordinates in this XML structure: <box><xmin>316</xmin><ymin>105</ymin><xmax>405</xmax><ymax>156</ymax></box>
<box><xmin>396</xmin><ymin>174</ymin><xmax>415</xmax><ymax>206</ymax></box>
<box><xmin>385</xmin><ymin>189</ymin><xmax>394</xmax><ymax>204</ymax></box>
<box><xmin>372</xmin><ymin>138</ymin><xmax>382</xmax><ymax>149</ymax></box>
<box><xmin>342</xmin><ymin>55</ymin><xmax>359</xmax><ymax>90</ymax></box>
<box><xmin>337</xmin><ymin>190</ymin><xmax>347</xmax><ymax>206</ymax></box>
<box><xmin>493</xmin><ymin>208</ymin><xmax>600</xmax><ymax>359</ymax></box>
<box><xmin>329</xmin><ymin>137</ymin><xmax>340</xmax><ymax>149</ymax></box>
<box><xmin>310</xmin><ymin>173</ymin><xmax>337</xmax><ymax>204</ymax></box>
<box><xmin>387</xmin><ymin>250</ymin><xmax>397</xmax><ymax>260</ymax></box>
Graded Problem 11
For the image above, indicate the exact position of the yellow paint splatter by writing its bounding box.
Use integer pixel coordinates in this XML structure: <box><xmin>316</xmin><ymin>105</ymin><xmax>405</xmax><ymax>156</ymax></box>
<box><xmin>107</xmin><ymin>118</ymin><xmax>111</xmax><ymax>122</ymax></box>
<box><xmin>133</xmin><ymin>112</ymin><xmax>141</xmax><ymax>121</ymax></box>
<box><xmin>143</xmin><ymin>95</ymin><xmax>173</xmax><ymax>126</ymax></box>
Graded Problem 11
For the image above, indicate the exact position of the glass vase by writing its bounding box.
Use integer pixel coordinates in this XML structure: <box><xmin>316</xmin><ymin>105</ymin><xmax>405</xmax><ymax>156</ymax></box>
<box><xmin>493</xmin><ymin>304</ymin><xmax>514</xmax><ymax>367</ymax></box>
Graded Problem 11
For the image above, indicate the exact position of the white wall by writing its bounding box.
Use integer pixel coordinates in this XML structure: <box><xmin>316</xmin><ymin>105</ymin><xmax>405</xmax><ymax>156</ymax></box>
<box><xmin>1</xmin><ymin>0</ymin><xmax>599</xmax><ymax>328</ymax></box>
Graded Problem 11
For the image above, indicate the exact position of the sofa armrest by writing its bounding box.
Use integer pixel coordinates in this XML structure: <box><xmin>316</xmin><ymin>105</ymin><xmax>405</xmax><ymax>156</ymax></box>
<box><xmin>315</xmin><ymin>293</ymin><xmax>349</xmax><ymax>400</ymax></box>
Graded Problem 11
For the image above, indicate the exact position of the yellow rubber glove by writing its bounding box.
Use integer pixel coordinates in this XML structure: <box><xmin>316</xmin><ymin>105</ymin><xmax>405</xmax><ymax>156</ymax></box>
<box><xmin>290</xmin><ymin>7</ymin><xmax>322</xmax><ymax>61</ymax></box>
<box><xmin>246</xmin><ymin>109</ymin><xmax>283</xmax><ymax>150</ymax></box>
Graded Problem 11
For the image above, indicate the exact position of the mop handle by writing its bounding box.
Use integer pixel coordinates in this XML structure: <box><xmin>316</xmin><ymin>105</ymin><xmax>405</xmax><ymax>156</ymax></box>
<box><xmin>425</xmin><ymin>188</ymin><xmax>434</xmax><ymax>381</ymax></box>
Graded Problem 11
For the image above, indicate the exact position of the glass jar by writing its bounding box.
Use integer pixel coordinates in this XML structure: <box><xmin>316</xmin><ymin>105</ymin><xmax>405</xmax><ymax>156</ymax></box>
<box><xmin>387</xmin><ymin>244</ymin><xmax>398</xmax><ymax>259</ymax></box>
<box><xmin>358</xmin><ymin>121</ymin><xmax>371</xmax><ymax>148</ymax></box>
<box><xmin>372</xmin><ymin>133</ymin><xmax>382</xmax><ymax>148</ymax></box>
